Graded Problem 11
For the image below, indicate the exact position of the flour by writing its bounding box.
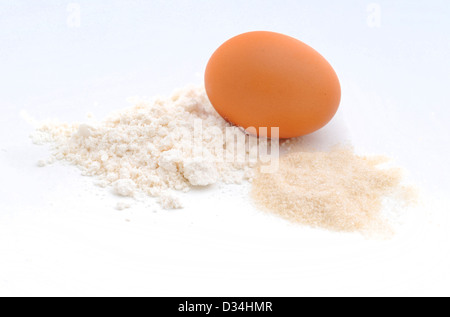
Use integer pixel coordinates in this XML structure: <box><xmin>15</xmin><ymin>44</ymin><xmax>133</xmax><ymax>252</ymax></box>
<box><xmin>30</xmin><ymin>86</ymin><xmax>267</xmax><ymax>209</ymax></box>
<box><xmin>28</xmin><ymin>86</ymin><xmax>416</xmax><ymax>234</ymax></box>
<box><xmin>157</xmin><ymin>193</ymin><xmax>183</xmax><ymax>209</ymax></box>
<box><xmin>112</xmin><ymin>179</ymin><xmax>136</xmax><ymax>197</ymax></box>
<box><xmin>116</xmin><ymin>202</ymin><xmax>132</xmax><ymax>211</ymax></box>
<box><xmin>37</xmin><ymin>159</ymin><xmax>47</xmax><ymax>167</ymax></box>
<box><xmin>183</xmin><ymin>158</ymin><xmax>219</xmax><ymax>186</ymax></box>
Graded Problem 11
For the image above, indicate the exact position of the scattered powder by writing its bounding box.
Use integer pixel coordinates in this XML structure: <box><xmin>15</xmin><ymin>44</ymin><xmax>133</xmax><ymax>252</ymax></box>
<box><xmin>30</xmin><ymin>86</ymin><xmax>263</xmax><ymax>209</ymax></box>
<box><xmin>157</xmin><ymin>192</ymin><xmax>183</xmax><ymax>209</ymax></box>
<box><xmin>116</xmin><ymin>202</ymin><xmax>131</xmax><ymax>211</ymax></box>
<box><xmin>37</xmin><ymin>159</ymin><xmax>47</xmax><ymax>167</ymax></box>
<box><xmin>252</xmin><ymin>147</ymin><xmax>415</xmax><ymax>235</ymax></box>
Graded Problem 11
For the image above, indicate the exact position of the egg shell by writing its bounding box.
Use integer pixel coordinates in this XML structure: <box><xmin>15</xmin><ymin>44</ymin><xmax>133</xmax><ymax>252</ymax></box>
<box><xmin>205</xmin><ymin>31</ymin><xmax>341</xmax><ymax>138</ymax></box>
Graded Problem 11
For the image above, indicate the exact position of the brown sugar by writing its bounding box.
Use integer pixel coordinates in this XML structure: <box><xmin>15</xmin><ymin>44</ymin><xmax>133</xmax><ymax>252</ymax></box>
<box><xmin>252</xmin><ymin>147</ymin><xmax>415</xmax><ymax>235</ymax></box>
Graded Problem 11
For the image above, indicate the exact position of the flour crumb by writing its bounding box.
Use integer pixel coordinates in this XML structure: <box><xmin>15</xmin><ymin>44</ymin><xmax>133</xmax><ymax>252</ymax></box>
<box><xmin>183</xmin><ymin>158</ymin><xmax>219</xmax><ymax>186</ymax></box>
<box><xmin>158</xmin><ymin>193</ymin><xmax>182</xmax><ymax>209</ymax></box>
<box><xmin>112</xmin><ymin>179</ymin><xmax>136</xmax><ymax>197</ymax></box>
<box><xmin>252</xmin><ymin>146</ymin><xmax>416</xmax><ymax>236</ymax></box>
<box><xmin>116</xmin><ymin>202</ymin><xmax>131</xmax><ymax>211</ymax></box>
<box><xmin>37</xmin><ymin>160</ymin><xmax>47</xmax><ymax>167</ymax></box>
<box><xmin>76</xmin><ymin>124</ymin><xmax>91</xmax><ymax>138</ymax></box>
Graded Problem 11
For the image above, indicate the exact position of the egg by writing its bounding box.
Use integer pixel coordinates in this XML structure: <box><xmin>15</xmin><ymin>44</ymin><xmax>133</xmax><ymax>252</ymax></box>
<box><xmin>204</xmin><ymin>31</ymin><xmax>341</xmax><ymax>138</ymax></box>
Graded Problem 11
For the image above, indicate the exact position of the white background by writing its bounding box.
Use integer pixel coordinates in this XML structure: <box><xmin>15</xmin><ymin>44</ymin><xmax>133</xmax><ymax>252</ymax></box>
<box><xmin>1</xmin><ymin>1</ymin><xmax>449</xmax><ymax>296</ymax></box>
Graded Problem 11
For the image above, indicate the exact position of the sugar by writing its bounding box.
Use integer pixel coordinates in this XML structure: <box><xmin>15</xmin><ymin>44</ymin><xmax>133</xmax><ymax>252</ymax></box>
<box><xmin>252</xmin><ymin>146</ymin><xmax>416</xmax><ymax>235</ymax></box>
<box><xmin>116</xmin><ymin>202</ymin><xmax>131</xmax><ymax>211</ymax></box>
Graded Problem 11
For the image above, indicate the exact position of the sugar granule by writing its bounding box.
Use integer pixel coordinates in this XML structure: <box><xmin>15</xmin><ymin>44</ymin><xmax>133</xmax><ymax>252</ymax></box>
<box><xmin>251</xmin><ymin>147</ymin><xmax>416</xmax><ymax>235</ymax></box>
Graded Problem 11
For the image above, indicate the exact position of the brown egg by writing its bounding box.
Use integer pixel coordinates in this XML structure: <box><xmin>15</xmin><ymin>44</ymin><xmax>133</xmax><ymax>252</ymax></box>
<box><xmin>205</xmin><ymin>31</ymin><xmax>341</xmax><ymax>138</ymax></box>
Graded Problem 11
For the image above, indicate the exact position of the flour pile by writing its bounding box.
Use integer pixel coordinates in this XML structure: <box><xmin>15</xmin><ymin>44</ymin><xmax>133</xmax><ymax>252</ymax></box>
<box><xmin>30</xmin><ymin>86</ymin><xmax>265</xmax><ymax>209</ymax></box>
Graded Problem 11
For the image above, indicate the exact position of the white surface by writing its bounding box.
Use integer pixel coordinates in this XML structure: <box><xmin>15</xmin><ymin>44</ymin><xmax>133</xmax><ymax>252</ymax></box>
<box><xmin>1</xmin><ymin>1</ymin><xmax>449</xmax><ymax>296</ymax></box>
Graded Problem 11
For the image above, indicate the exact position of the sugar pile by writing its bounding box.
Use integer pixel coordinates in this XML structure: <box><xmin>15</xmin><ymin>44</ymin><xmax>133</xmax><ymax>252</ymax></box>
<box><xmin>30</xmin><ymin>86</ymin><xmax>263</xmax><ymax>209</ymax></box>
<box><xmin>252</xmin><ymin>147</ymin><xmax>416</xmax><ymax>235</ymax></box>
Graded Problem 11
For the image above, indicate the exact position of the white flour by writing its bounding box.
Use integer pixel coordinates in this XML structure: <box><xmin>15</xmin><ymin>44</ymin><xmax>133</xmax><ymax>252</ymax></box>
<box><xmin>30</xmin><ymin>86</ymin><xmax>264</xmax><ymax>208</ymax></box>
